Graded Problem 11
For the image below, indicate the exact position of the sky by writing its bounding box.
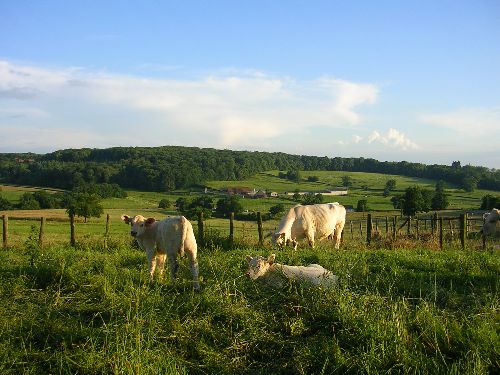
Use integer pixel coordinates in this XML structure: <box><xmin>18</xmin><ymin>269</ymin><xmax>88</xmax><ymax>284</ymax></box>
<box><xmin>1</xmin><ymin>0</ymin><xmax>499</xmax><ymax>169</ymax></box>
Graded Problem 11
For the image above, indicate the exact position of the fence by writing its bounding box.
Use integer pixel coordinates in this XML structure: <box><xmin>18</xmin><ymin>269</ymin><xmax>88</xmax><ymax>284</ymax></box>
<box><xmin>1</xmin><ymin>212</ymin><xmax>496</xmax><ymax>251</ymax></box>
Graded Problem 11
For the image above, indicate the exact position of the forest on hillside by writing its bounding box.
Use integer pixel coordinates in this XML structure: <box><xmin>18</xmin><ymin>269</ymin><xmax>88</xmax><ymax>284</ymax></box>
<box><xmin>0</xmin><ymin>146</ymin><xmax>499</xmax><ymax>192</ymax></box>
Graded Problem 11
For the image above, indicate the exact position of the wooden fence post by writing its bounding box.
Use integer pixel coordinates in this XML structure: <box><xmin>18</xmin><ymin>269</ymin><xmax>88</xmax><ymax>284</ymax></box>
<box><xmin>366</xmin><ymin>213</ymin><xmax>373</xmax><ymax>244</ymax></box>
<box><xmin>432</xmin><ymin>212</ymin><xmax>438</xmax><ymax>235</ymax></box>
<box><xmin>229</xmin><ymin>212</ymin><xmax>234</xmax><ymax>243</ymax></box>
<box><xmin>407</xmin><ymin>216</ymin><xmax>412</xmax><ymax>236</ymax></box>
<box><xmin>197</xmin><ymin>211</ymin><xmax>204</xmax><ymax>246</ymax></box>
<box><xmin>257</xmin><ymin>212</ymin><xmax>263</xmax><ymax>245</ymax></box>
<box><xmin>460</xmin><ymin>213</ymin><xmax>467</xmax><ymax>250</ymax></box>
<box><xmin>2</xmin><ymin>214</ymin><xmax>7</xmax><ymax>249</ymax></box>
<box><xmin>416</xmin><ymin>219</ymin><xmax>419</xmax><ymax>238</ymax></box>
<box><xmin>392</xmin><ymin>216</ymin><xmax>397</xmax><ymax>240</ymax></box>
<box><xmin>439</xmin><ymin>217</ymin><xmax>444</xmax><ymax>250</ymax></box>
<box><xmin>104</xmin><ymin>214</ymin><xmax>110</xmax><ymax>249</ymax></box>
<box><xmin>39</xmin><ymin>217</ymin><xmax>45</xmax><ymax>248</ymax></box>
<box><xmin>350</xmin><ymin>221</ymin><xmax>353</xmax><ymax>239</ymax></box>
<box><xmin>70</xmin><ymin>213</ymin><xmax>76</xmax><ymax>247</ymax></box>
<box><xmin>385</xmin><ymin>217</ymin><xmax>389</xmax><ymax>237</ymax></box>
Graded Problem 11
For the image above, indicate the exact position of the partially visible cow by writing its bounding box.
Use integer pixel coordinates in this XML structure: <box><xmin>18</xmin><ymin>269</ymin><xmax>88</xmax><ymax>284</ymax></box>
<box><xmin>245</xmin><ymin>254</ymin><xmax>337</xmax><ymax>289</ymax></box>
<box><xmin>481</xmin><ymin>208</ymin><xmax>500</xmax><ymax>237</ymax></box>
<box><xmin>121</xmin><ymin>214</ymin><xmax>200</xmax><ymax>290</ymax></box>
<box><xmin>272</xmin><ymin>203</ymin><xmax>346</xmax><ymax>250</ymax></box>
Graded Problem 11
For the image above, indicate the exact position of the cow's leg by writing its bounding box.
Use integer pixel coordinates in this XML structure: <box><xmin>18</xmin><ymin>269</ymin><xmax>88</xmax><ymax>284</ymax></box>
<box><xmin>334</xmin><ymin>221</ymin><xmax>345</xmax><ymax>249</ymax></box>
<box><xmin>291</xmin><ymin>239</ymin><xmax>298</xmax><ymax>251</ymax></box>
<box><xmin>167</xmin><ymin>253</ymin><xmax>179</xmax><ymax>284</ymax></box>
<box><xmin>306</xmin><ymin>230</ymin><xmax>315</xmax><ymax>248</ymax></box>
<box><xmin>189</xmin><ymin>255</ymin><xmax>200</xmax><ymax>291</ymax></box>
<box><xmin>156</xmin><ymin>251</ymin><xmax>167</xmax><ymax>279</ymax></box>
<box><xmin>146</xmin><ymin>248</ymin><xmax>157</xmax><ymax>281</ymax></box>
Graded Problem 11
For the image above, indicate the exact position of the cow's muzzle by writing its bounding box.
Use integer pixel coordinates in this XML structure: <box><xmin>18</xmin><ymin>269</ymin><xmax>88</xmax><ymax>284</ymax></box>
<box><xmin>131</xmin><ymin>231</ymin><xmax>137</xmax><ymax>237</ymax></box>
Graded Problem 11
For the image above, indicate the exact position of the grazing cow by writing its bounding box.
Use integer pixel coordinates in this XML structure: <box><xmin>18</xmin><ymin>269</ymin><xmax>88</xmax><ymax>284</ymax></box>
<box><xmin>245</xmin><ymin>254</ymin><xmax>337</xmax><ymax>289</ymax></box>
<box><xmin>121</xmin><ymin>214</ymin><xmax>200</xmax><ymax>290</ymax></box>
<box><xmin>481</xmin><ymin>208</ymin><xmax>500</xmax><ymax>236</ymax></box>
<box><xmin>272</xmin><ymin>203</ymin><xmax>346</xmax><ymax>250</ymax></box>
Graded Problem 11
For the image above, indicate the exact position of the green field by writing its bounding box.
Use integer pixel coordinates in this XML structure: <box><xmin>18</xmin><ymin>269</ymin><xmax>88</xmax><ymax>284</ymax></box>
<box><xmin>1</xmin><ymin>172</ymin><xmax>499</xmax><ymax>373</ymax></box>
<box><xmin>0</xmin><ymin>241</ymin><xmax>498</xmax><ymax>374</ymax></box>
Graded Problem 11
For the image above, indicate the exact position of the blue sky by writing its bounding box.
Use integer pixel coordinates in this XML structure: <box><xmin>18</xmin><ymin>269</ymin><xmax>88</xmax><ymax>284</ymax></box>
<box><xmin>1</xmin><ymin>0</ymin><xmax>499</xmax><ymax>168</ymax></box>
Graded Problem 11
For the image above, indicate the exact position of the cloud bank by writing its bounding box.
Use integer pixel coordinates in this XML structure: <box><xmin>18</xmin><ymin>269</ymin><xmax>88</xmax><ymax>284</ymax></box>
<box><xmin>0</xmin><ymin>60</ymin><xmax>380</xmax><ymax>152</ymax></box>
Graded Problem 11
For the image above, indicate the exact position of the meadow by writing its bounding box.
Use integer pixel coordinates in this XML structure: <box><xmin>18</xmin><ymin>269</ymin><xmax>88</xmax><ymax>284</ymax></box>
<box><xmin>0</xmin><ymin>172</ymin><xmax>499</xmax><ymax>373</ymax></box>
<box><xmin>0</xmin><ymin>238</ymin><xmax>498</xmax><ymax>374</ymax></box>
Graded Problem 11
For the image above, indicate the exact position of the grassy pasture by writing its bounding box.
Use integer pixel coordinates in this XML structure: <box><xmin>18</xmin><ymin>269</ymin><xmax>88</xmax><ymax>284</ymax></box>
<box><xmin>1</xmin><ymin>175</ymin><xmax>499</xmax><ymax>373</ymax></box>
<box><xmin>0</xmin><ymin>240</ymin><xmax>498</xmax><ymax>374</ymax></box>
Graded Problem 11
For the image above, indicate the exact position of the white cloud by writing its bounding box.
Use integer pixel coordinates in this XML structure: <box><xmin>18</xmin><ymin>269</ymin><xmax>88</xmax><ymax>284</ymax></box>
<box><xmin>367</xmin><ymin>128</ymin><xmax>419</xmax><ymax>150</ymax></box>
<box><xmin>419</xmin><ymin>107</ymin><xmax>500</xmax><ymax>137</ymax></box>
<box><xmin>0</xmin><ymin>60</ymin><xmax>379</xmax><ymax>152</ymax></box>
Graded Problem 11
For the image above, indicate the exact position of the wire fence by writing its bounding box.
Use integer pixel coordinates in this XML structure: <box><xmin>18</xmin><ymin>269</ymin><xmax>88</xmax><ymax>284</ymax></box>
<box><xmin>1</xmin><ymin>211</ymin><xmax>497</xmax><ymax>251</ymax></box>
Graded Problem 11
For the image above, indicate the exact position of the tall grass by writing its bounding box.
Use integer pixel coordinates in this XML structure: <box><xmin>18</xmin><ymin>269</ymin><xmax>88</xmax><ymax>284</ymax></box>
<box><xmin>1</xmin><ymin>236</ymin><xmax>498</xmax><ymax>374</ymax></box>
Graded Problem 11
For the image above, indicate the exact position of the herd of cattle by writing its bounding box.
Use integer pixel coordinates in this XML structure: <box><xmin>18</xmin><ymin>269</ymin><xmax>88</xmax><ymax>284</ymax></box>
<box><xmin>121</xmin><ymin>205</ymin><xmax>500</xmax><ymax>290</ymax></box>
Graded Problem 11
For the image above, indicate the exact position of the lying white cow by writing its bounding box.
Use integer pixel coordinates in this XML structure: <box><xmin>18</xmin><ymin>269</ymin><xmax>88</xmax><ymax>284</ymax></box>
<box><xmin>121</xmin><ymin>214</ymin><xmax>200</xmax><ymax>290</ymax></box>
<box><xmin>245</xmin><ymin>254</ymin><xmax>337</xmax><ymax>289</ymax></box>
<box><xmin>272</xmin><ymin>203</ymin><xmax>346</xmax><ymax>250</ymax></box>
<box><xmin>481</xmin><ymin>208</ymin><xmax>500</xmax><ymax>236</ymax></box>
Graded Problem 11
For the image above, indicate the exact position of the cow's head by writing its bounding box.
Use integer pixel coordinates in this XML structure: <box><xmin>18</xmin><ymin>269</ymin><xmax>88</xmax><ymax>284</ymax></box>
<box><xmin>271</xmin><ymin>232</ymin><xmax>287</xmax><ymax>247</ymax></box>
<box><xmin>481</xmin><ymin>209</ymin><xmax>500</xmax><ymax>236</ymax></box>
<box><xmin>245</xmin><ymin>254</ymin><xmax>276</xmax><ymax>280</ymax></box>
<box><xmin>121</xmin><ymin>214</ymin><xmax>156</xmax><ymax>238</ymax></box>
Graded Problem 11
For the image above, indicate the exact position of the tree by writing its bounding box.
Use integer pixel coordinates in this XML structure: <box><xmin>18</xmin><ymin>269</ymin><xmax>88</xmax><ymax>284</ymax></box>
<box><xmin>356</xmin><ymin>199</ymin><xmax>369</xmax><ymax>212</ymax></box>
<box><xmin>341</xmin><ymin>175</ymin><xmax>353</xmax><ymax>188</ymax></box>
<box><xmin>286</xmin><ymin>170</ymin><xmax>301</xmax><ymax>183</ymax></box>
<box><xmin>175</xmin><ymin>197</ymin><xmax>188</xmax><ymax>212</ymax></box>
<box><xmin>391</xmin><ymin>195</ymin><xmax>403</xmax><ymax>210</ymax></box>
<box><xmin>158</xmin><ymin>198</ymin><xmax>171</xmax><ymax>209</ymax></box>
<box><xmin>292</xmin><ymin>189</ymin><xmax>301</xmax><ymax>202</ymax></box>
<box><xmin>307</xmin><ymin>176</ymin><xmax>319</xmax><ymax>182</ymax></box>
<box><xmin>0</xmin><ymin>195</ymin><xmax>12</xmax><ymax>210</ymax></box>
<box><xmin>269</xmin><ymin>203</ymin><xmax>285</xmax><ymax>218</ymax></box>
<box><xmin>216</xmin><ymin>195</ymin><xmax>243</xmax><ymax>217</ymax></box>
<box><xmin>19</xmin><ymin>193</ymin><xmax>40</xmax><ymax>210</ymax></box>
<box><xmin>431</xmin><ymin>180</ymin><xmax>449</xmax><ymax>210</ymax></box>
<box><xmin>63</xmin><ymin>192</ymin><xmax>103</xmax><ymax>222</ymax></box>
<box><xmin>401</xmin><ymin>186</ymin><xmax>432</xmax><ymax>216</ymax></box>
<box><xmin>183</xmin><ymin>196</ymin><xmax>214</xmax><ymax>219</ymax></box>
<box><xmin>461</xmin><ymin>176</ymin><xmax>477</xmax><ymax>192</ymax></box>
<box><xmin>385</xmin><ymin>179</ymin><xmax>397</xmax><ymax>191</ymax></box>
<box><xmin>480</xmin><ymin>194</ymin><xmax>499</xmax><ymax>210</ymax></box>
<box><xmin>384</xmin><ymin>179</ymin><xmax>397</xmax><ymax>196</ymax></box>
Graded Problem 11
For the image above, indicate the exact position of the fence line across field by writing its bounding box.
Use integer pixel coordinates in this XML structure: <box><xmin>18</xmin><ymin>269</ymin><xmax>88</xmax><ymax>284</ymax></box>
<box><xmin>1</xmin><ymin>212</ymin><xmax>493</xmax><ymax>251</ymax></box>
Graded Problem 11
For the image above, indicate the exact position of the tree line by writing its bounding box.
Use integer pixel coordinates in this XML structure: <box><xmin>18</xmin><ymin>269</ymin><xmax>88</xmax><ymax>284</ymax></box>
<box><xmin>0</xmin><ymin>146</ymin><xmax>499</xmax><ymax>192</ymax></box>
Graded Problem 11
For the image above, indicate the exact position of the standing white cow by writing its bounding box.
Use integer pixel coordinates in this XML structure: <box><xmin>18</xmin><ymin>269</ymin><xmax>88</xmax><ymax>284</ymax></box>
<box><xmin>481</xmin><ymin>208</ymin><xmax>500</xmax><ymax>236</ymax></box>
<box><xmin>121</xmin><ymin>214</ymin><xmax>200</xmax><ymax>290</ymax></box>
<box><xmin>272</xmin><ymin>203</ymin><xmax>346</xmax><ymax>250</ymax></box>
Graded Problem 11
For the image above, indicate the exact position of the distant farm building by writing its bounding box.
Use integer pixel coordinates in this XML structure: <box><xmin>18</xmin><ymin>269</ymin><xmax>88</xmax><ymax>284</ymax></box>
<box><xmin>285</xmin><ymin>189</ymin><xmax>348</xmax><ymax>196</ymax></box>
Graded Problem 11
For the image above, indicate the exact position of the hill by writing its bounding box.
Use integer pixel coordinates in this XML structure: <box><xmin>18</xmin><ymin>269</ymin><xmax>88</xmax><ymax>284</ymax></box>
<box><xmin>1</xmin><ymin>146</ymin><xmax>499</xmax><ymax>192</ymax></box>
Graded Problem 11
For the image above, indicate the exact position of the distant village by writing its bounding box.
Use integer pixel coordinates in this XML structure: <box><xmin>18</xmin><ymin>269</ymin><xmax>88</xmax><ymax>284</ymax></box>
<box><xmin>207</xmin><ymin>187</ymin><xmax>349</xmax><ymax>199</ymax></box>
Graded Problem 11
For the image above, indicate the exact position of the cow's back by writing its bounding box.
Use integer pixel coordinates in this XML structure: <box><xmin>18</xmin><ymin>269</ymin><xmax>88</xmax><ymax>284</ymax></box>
<box><xmin>294</xmin><ymin>204</ymin><xmax>343</xmax><ymax>240</ymax></box>
<box><xmin>156</xmin><ymin>216</ymin><xmax>197</xmax><ymax>257</ymax></box>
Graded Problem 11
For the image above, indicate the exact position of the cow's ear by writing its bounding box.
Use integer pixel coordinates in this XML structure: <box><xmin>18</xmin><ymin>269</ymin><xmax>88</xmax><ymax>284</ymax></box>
<box><xmin>267</xmin><ymin>254</ymin><xmax>276</xmax><ymax>265</ymax></box>
<box><xmin>121</xmin><ymin>215</ymin><xmax>130</xmax><ymax>224</ymax></box>
<box><xmin>145</xmin><ymin>218</ymin><xmax>156</xmax><ymax>226</ymax></box>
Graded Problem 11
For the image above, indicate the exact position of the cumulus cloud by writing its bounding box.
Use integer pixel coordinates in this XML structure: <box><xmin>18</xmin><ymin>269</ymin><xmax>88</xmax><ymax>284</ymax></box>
<box><xmin>367</xmin><ymin>128</ymin><xmax>419</xmax><ymax>150</ymax></box>
<box><xmin>0</xmin><ymin>60</ymin><xmax>379</xmax><ymax>150</ymax></box>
